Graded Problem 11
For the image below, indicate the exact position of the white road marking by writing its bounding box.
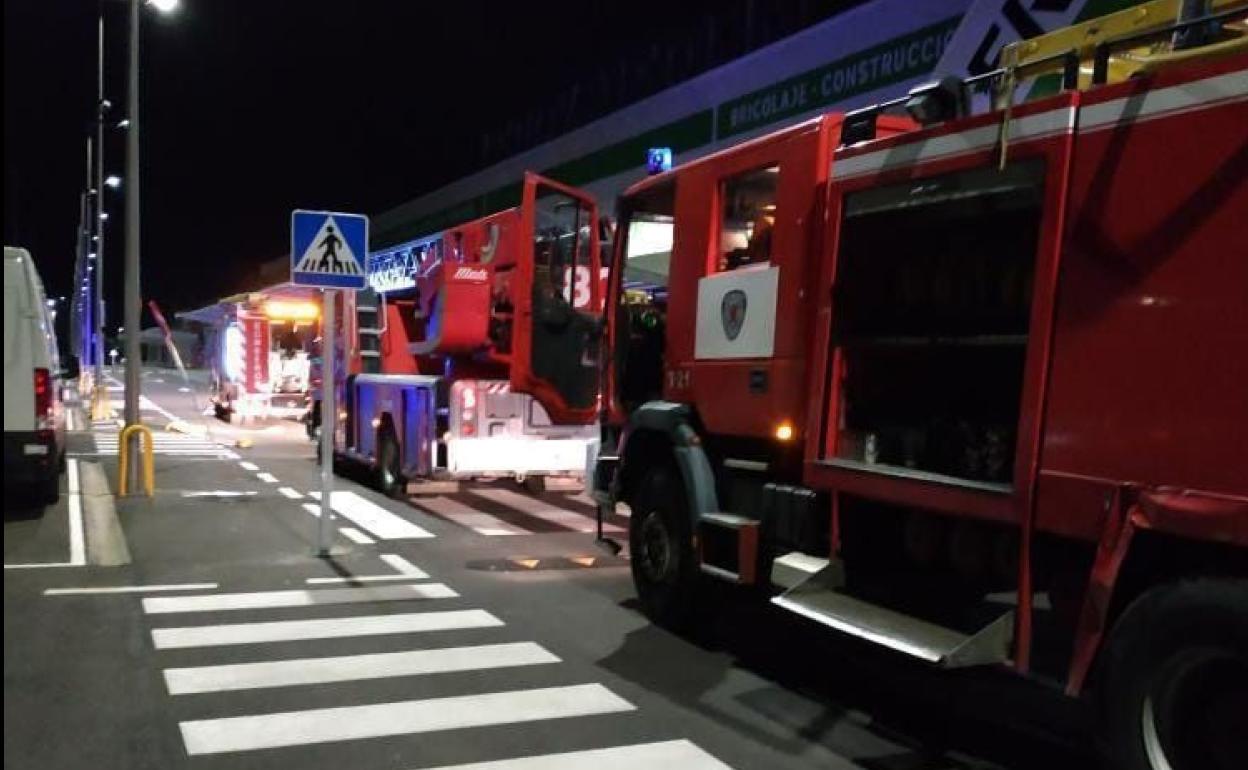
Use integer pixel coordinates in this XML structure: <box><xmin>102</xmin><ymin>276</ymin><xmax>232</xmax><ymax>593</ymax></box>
<box><xmin>66</xmin><ymin>410</ymin><xmax>76</xmax><ymax>430</ymax></box>
<box><xmin>305</xmin><ymin>574</ymin><xmax>426</xmax><ymax>585</ymax></box>
<box><xmin>4</xmin><ymin>562</ymin><xmax>76</xmax><ymax>570</ymax></box>
<box><xmin>150</xmin><ymin>609</ymin><xmax>503</xmax><ymax>649</ymax></box>
<box><xmin>338</xmin><ymin>527</ymin><xmax>373</xmax><ymax>544</ymax></box>
<box><xmin>178</xmin><ymin>683</ymin><xmax>635</xmax><ymax>755</ymax></box>
<box><xmin>71</xmin><ymin>451</ymin><xmax>232</xmax><ymax>459</ymax></box>
<box><xmin>306</xmin><ymin>490</ymin><xmax>435</xmax><ymax>539</ymax></box>
<box><xmin>471</xmin><ymin>488</ymin><xmax>625</xmax><ymax>534</ymax></box>
<box><xmin>164</xmin><ymin>642</ymin><xmax>558</xmax><ymax>695</ymax></box>
<box><xmin>180</xmin><ymin>491</ymin><xmax>256</xmax><ymax>498</ymax></box>
<box><xmin>85</xmin><ymin>438</ymin><xmax>223</xmax><ymax>446</ymax></box>
<box><xmin>256</xmin><ymin>472</ymin><xmax>279</xmax><ymax>483</ymax></box>
<box><xmin>238</xmin><ymin>461</ymin><xmax>259</xmax><ymax>471</ymax></box>
<box><xmin>414</xmin><ymin>496</ymin><xmax>527</xmax><ymax>536</ymax></box>
<box><xmin>418</xmin><ymin>740</ymin><xmax>734</xmax><ymax>770</ymax></box>
<box><xmin>139</xmin><ymin>394</ymin><xmax>179</xmax><ymax>422</ymax></box>
<box><xmin>277</xmin><ymin>486</ymin><xmax>303</xmax><ymax>500</ymax></box>
<box><xmin>44</xmin><ymin>583</ymin><xmax>219</xmax><ymax>595</ymax></box>
<box><xmin>142</xmin><ymin>583</ymin><xmax>456</xmax><ymax>614</ymax></box>
<box><xmin>67</xmin><ymin>459</ymin><xmax>86</xmax><ymax>565</ymax></box>
<box><xmin>379</xmin><ymin>553</ymin><xmax>423</xmax><ymax>576</ymax></box>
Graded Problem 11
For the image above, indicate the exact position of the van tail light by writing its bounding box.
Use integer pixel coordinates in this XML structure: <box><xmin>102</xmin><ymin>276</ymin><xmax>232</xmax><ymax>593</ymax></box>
<box><xmin>34</xmin><ymin>368</ymin><xmax>53</xmax><ymax>429</ymax></box>
<box><xmin>459</xmin><ymin>384</ymin><xmax>477</xmax><ymax>436</ymax></box>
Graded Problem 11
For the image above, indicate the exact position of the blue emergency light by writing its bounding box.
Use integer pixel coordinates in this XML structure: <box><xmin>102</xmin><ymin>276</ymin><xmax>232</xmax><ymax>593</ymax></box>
<box><xmin>646</xmin><ymin>147</ymin><xmax>672</xmax><ymax>175</ymax></box>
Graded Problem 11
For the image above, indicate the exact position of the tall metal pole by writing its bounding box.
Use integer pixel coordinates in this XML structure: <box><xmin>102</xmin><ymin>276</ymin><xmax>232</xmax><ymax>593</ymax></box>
<box><xmin>318</xmin><ymin>289</ymin><xmax>336</xmax><ymax>556</ymax></box>
<box><xmin>94</xmin><ymin>8</ymin><xmax>107</xmax><ymax>386</ymax></box>
<box><xmin>123</xmin><ymin>0</ymin><xmax>141</xmax><ymax>438</ymax></box>
<box><xmin>84</xmin><ymin>134</ymin><xmax>97</xmax><ymax>371</ymax></box>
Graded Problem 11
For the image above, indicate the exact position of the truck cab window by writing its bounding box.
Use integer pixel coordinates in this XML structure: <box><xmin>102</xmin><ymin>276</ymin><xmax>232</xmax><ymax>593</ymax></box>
<box><xmin>616</xmin><ymin>180</ymin><xmax>675</xmax><ymax>408</ymax></box>
<box><xmin>720</xmin><ymin>165</ymin><xmax>778</xmax><ymax>271</ymax></box>
<box><xmin>533</xmin><ymin>186</ymin><xmax>592</xmax><ymax>309</ymax></box>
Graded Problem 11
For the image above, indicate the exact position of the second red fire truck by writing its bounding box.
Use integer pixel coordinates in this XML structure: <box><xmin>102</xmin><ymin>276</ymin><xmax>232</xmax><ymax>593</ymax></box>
<box><xmin>325</xmin><ymin>174</ymin><xmax>605</xmax><ymax>495</ymax></box>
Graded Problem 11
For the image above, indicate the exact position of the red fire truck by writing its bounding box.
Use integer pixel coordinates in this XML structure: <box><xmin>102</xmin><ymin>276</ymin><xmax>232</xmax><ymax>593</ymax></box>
<box><xmin>537</xmin><ymin>3</ymin><xmax>1248</xmax><ymax>768</ymax></box>
<box><xmin>325</xmin><ymin>173</ymin><xmax>604</xmax><ymax>495</ymax></box>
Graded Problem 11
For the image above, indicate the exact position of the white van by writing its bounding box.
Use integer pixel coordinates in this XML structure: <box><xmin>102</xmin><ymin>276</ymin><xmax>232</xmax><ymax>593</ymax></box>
<box><xmin>4</xmin><ymin>246</ymin><xmax>71</xmax><ymax>505</ymax></box>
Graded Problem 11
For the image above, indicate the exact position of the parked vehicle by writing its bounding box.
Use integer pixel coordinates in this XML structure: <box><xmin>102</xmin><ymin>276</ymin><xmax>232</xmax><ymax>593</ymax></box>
<box><xmin>4</xmin><ymin>246</ymin><xmax>72</xmax><ymax>505</ymax></box>
<box><xmin>328</xmin><ymin>173</ymin><xmax>602</xmax><ymax>496</ymax></box>
<box><xmin>556</xmin><ymin>4</ymin><xmax>1248</xmax><ymax>769</ymax></box>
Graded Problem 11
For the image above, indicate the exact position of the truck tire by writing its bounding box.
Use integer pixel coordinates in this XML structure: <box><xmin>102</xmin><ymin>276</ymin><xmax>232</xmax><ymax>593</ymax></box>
<box><xmin>629</xmin><ymin>466</ymin><xmax>698</xmax><ymax>628</ymax></box>
<box><xmin>520</xmin><ymin>476</ymin><xmax>546</xmax><ymax>496</ymax></box>
<box><xmin>1100</xmin><ymin>579</ymin><xmax>1248</xmax><ymax>770</ymax></box>
<box><xmin>375</xmin><ymin>430</ymin><xmax>405</xmax><ymax>499</ymax></box>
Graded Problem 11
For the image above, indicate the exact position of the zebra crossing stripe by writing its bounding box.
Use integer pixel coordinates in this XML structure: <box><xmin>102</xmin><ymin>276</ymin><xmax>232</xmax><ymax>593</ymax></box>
<box><xmin>150</xmin><ymin>609</ymin><xmax>503</xmax><ymax>649</ymax></box>
<box><xmin>305</xmin><ymin>574</ymin><xmax>425</xmax><ymax>585</ymax></box>
<box><xmin>469</xmin><ymin>488</ymin><xmax>625</xmax><ymax>535</ymax></box>
<box><xmin>420</xmin><ymin>740</ymin><xmax>734</xmax><ymax>770</ymax></box>
<box><xmin>163</xmin><ymin>642</ymin><xmax>559</xmax><ymax>694</ymax></box>
<box><xmin>142</xmin><ymin>583</ymin><xmax>456</xmax><ymax>614</ymax></box>
<box><xmin>414</xmin><ymin>496</ymin><xmax>528</xmax><ymax>536</ymax></box>
<box><xmin>379</xmin><ymin>553</ymin><xmax>423</xmax><ymax>575</ymax></box>
<box><xmin>337</xmin><ymin>526</ymin><xmax>373</xmax><ymax>544</ymax></box>
<box><xmin>306</xmin><ymin>490</ymin><xmax>435</xmax><ymax>539</ymax></box>
<box><xmin>178</xmin><ymin>683</ymin><xmax>635</xmax><ymax>755</ymax></box>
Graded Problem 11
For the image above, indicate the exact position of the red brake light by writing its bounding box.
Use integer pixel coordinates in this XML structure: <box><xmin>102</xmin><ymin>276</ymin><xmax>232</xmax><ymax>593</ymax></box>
<box><xmin>459</xmin><ymin>384</ymin><xmax>477</xmax><ymax>435</ymax></box>
<box><xmin>34</xmin><ymin>368</ymin><xmax>52</xmax><ymax>427</ymax></box>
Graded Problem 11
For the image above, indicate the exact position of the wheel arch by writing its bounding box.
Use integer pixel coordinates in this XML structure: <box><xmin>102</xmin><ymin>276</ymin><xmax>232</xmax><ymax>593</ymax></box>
<box><xmin>617</xmin><ymin>401</ymin><xmax>719</xmax><ymax>525</ymax></box>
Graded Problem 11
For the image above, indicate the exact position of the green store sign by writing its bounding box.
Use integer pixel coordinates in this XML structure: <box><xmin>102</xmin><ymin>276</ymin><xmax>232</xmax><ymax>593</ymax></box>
<box><xmin>717</xmin><ymin>16</ymin><xmax>961</xmax><ymax>139</ymax></box>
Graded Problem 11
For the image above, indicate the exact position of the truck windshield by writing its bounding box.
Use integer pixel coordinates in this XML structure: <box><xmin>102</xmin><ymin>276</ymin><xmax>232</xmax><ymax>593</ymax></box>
<box><xmin>533</xmin><ymin>185</ymin><xmax>593</xmax><ymax>310</ymax></box>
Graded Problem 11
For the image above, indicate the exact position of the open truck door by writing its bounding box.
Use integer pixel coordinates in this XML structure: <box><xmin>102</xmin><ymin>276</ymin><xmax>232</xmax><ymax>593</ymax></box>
<box><xmin>510</xmin><ymin>173</ymin><xmax>603</xmax><ymax>425</ymax></box>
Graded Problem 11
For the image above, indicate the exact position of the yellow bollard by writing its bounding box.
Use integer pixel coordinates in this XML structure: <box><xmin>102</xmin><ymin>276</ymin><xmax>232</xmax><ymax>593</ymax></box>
<box><xmin>118</xmin><ymin>424</ymin><xmax>155</xmax><ymax>497</ymax></box>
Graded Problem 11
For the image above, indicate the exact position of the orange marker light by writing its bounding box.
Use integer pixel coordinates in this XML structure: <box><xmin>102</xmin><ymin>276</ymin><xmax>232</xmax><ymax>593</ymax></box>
<box><xmin>775</xmin><ymin>422</ymin><xmax>795</xmax><ymax>441</ymax></box>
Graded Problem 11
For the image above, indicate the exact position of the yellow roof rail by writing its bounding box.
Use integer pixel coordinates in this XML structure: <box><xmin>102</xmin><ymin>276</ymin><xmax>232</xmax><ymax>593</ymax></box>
<box><xmin>999</xmin><ymin>0</ymin><xmax>1248</xmax><ymax>93</ymax></box>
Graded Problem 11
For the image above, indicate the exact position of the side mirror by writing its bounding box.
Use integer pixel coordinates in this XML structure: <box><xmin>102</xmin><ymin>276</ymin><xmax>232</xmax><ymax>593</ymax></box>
<box><xmin>60</xmin><ymin>355</ymin><xmax>81</xmax><ymax>380</ymax></box>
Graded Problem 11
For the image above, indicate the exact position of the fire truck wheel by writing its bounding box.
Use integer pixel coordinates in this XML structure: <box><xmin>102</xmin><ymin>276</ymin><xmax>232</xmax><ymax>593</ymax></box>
<box><xmin>1100</xmin><ymin>579</ymin><xmax>1248</xmax><ymax>770</ymax></box>
<box><xmin>629</xmin><ymin>466</ymin><xmax>697</xmax><ymax>627</ymax></box>
<box><xmin>376</xmin><ymin>431</ymin><xmax>405</xmax><ymax>499</ymax></box>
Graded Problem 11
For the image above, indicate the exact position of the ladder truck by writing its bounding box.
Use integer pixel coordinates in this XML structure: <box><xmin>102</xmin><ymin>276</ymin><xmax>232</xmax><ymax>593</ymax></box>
<box><xmin>563</xmin><ymin>3</ymin><xmax>1247</xmax><ymax>768</ymax></box>
<box><xmin>326</xmin><ymin>173</ymin><xmax>605</xmax><ymax>496</ymax></box>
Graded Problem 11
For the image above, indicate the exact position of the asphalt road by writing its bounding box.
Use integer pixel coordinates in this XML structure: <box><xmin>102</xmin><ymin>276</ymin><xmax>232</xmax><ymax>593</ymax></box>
<box><xmin>4</xmin><ymin>369</ymin><xmax>1098</xmax><ymax>769</ymax></box>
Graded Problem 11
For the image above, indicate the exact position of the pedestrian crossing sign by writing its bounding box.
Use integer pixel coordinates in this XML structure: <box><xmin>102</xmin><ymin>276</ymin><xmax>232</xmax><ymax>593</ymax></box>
<box><xmin>290</xmin><ymin>209</ymin><xmax>369</xmax><ymax>289</ymax></box>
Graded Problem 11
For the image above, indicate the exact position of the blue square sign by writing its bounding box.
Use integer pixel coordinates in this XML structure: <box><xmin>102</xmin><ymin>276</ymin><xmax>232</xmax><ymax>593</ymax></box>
<box><xmin>290</xmin><ymin>210</ymin><xmax>369</xmax><ymax>290</ymax></box>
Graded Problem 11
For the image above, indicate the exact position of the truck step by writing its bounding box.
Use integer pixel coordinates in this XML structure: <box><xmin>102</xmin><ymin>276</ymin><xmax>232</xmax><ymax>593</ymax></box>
<box><xmin>697</xmin><ymin>512</ymin><xmax>759</xmax><ymax>585</ymax></box>
<box><xmin>771</xmin><ymin>562</ymin><xmax>1013</xmax><ymax>668</ymax></box>
<box><xmin>770</xmin><ymin>551</ymin><xmax>834</xmax><ymax>590</ymax></box>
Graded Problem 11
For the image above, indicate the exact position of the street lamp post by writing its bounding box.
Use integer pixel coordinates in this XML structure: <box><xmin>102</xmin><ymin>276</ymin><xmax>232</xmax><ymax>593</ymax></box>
<box><xmin>94</xmin><ymin>7</ymin><xmax>107</xmax><ymax>398</ymax></box>
<box><xmin>121</xmin><ymin>0</ymin><xmax>178</xmax><ymax>469</ymax></box>
<box><xmin>122</xmin><ymin>0</ymin><xmax>141</xmax><ymax>438</ymax></box>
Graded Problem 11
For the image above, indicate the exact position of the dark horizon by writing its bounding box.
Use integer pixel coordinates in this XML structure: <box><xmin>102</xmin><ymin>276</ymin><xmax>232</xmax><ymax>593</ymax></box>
<box><xmin>4</xmin><ymin>0</ymin><xmax>860</xmax><ymax>321</ymax></box>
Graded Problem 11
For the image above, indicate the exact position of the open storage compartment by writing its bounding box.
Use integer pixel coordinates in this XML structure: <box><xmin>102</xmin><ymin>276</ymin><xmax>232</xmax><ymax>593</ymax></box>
<box><xmin>828</xmin><ymin>160</ymin><xmax>1045</xmax><ymax>489</ymax></box>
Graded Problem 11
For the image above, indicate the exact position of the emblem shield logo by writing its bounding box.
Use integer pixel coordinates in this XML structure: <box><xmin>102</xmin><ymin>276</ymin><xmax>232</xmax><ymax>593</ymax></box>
<box><xmin>721</xmin><ymin>289</ymin><xmax>748</xmax><ymax>341</ymax></box>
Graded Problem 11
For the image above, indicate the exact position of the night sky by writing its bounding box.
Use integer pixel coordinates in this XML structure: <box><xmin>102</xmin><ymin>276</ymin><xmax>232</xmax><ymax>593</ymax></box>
<box><xmin>4</xmin><ymin>1</ymin><xmax>851</xmax><ymax>324</ymax></box>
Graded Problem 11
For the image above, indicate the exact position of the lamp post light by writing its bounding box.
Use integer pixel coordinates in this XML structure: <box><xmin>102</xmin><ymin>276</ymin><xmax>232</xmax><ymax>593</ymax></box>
<box><xmin>121</xmin><ymin>0</ymin><xmax>179</xmax><ymax>476</ymax></box>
